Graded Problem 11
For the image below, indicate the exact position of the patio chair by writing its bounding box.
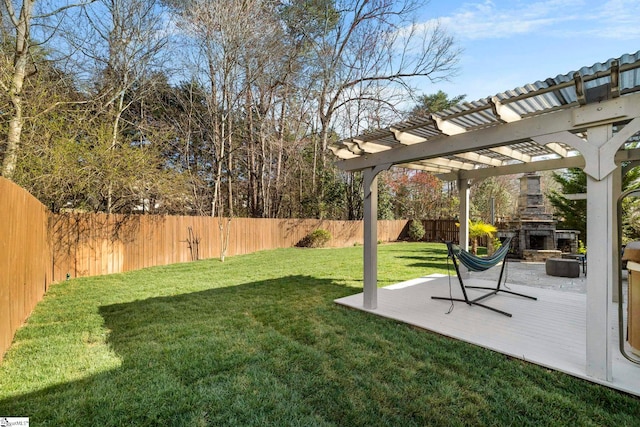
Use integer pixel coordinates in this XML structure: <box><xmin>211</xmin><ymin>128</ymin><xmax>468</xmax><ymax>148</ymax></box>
<box><xmin>431</xmin><ymin>237</ymin><xmax>537</xmax><ymax>317</ymax></box>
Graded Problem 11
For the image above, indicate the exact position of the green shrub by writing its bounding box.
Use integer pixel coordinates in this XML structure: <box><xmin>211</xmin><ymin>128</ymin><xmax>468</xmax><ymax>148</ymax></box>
<box><xmin>577</xmin><ymin>240</ymin><xmax>587</xmax><ymax>254</ymax></box>
<box><xmin>493</xmin><ymin>237</ymin><xmax>502</xmax><ymax>249</ymax></box>
<box><xmin>469</xmin><ymin>219</ymin><xmax>497</xmax><ymax>255</ymax></box>
<box><xmin>297</xmin><ymin>229</ymin><xmax>332</xmax><ymax>248</ymax></box>
<box><xmin>407</xmin><ymin>220</ymin><xmax>425</xmax><ymax>241</ymax></box>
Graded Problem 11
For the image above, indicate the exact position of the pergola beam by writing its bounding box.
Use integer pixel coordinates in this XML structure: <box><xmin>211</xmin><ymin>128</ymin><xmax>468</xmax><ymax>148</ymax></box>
<box><xmin>489</xmin><ymin>146</ymin><xmax>532</xmax><ymax>163</ymax></box>
<box><xmin>396</xmin><ymin>163</ymin><xmax>455</xmax><ymax>174</ymax></box>
<box><xmin>422</xmin><ymin>157</ymin><xmax>476</xmax><ymax>170</ymax></box>
<box><xmin>544</xmin><ymin>142</ymin><xmax>570</xmax><ymax>158</ymax></box>
<box><xmin>454</xmin><ymin>151</ymin><xmax>505</xmax><ymax>167</ymax></box>
<box><xmin>335</xmin><ymin>92</ymin><xmax>640</xmax><ymax>173</ymax></box>
<box><xmin>328</xmin><ymin>146</ymin><xmax>360</xmax><ymax>159</ymax></box>
<box><xmin>437</xmin><ymin>155</ymin><xmax>585</xmax><ymax>181</ymax></box>
<box><xmin>436</xmin><ymin>148</ymin><xmax>640</xmax><ymax>181</ymax></box>
<box><xmin>342</xmin><ymin>141</ymin><xmax>364</xmax><ymax>155</ymax></box>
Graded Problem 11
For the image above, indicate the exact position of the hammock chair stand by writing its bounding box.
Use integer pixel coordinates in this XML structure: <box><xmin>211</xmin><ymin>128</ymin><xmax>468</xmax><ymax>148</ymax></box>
<box><xmin>432</xmin><ymin>239</ymin><xmax>537</xmax><ymax>317</ymax></box>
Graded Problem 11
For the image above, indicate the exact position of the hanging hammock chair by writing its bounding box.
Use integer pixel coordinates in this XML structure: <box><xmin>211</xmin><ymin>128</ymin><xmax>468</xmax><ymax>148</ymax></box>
<box><xmin>432</xmin><ymin>237</ymin><xmax>537</xmax><ymax>317</ymax></box>
<box><xmin>450</xmin><ymin>237</ymin><xmax>513</xmax><ymax>272</ymax></box>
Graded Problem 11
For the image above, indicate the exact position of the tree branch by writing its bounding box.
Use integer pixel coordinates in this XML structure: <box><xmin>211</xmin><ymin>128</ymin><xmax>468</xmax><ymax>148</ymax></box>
<box><xmin>34</xmin><ymin>0</ymin><xmax>97</xmax><ymax>20</ymax></box>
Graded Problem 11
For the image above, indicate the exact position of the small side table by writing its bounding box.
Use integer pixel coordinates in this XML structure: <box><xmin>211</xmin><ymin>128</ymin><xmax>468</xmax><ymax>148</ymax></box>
<box><xmin>561</xmin><ymin>253</ymin><xmax>586</xmax><ymax>275</ymax></box>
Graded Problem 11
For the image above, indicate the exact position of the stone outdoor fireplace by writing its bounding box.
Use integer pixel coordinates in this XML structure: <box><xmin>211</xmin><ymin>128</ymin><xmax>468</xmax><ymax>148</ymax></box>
<box><xmin>497</xmin><ymin>173</ymin><xmax>560</xmax><ymax>261</ymax></box>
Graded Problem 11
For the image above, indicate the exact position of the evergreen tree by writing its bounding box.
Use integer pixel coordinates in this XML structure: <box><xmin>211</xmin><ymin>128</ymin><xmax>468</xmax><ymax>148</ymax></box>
<box><xmin>547</xmin><ymin>168</ymin><xmax>587</xmax><ymax>239</ymax></box>
<box><xmin>409</xmin><ymin>90</ymin><xmax>466</xmax><ymax>117</ymax></box>
<box><xmin>548</xmin><ymin>167</ymin><xmax>640</xmax><ymax>242</ymax></box>
<box><xmin>620</xmin><ymin>166</ymin><xmax>640</xmax><ymax>242</ymax></box>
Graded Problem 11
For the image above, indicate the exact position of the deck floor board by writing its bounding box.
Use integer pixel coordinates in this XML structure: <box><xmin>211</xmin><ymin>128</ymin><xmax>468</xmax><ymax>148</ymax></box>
<box><xmin>335</xmin><ymin>275</ymin><xmax>640</xmax><ymax>396</ymax></box>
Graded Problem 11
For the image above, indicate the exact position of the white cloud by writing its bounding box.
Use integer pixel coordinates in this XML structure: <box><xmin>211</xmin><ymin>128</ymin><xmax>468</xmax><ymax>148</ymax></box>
<box><xmin>582</xmin><ymin>0</ymin><xmax>640</xmax><ymax>39</ymax></box>
<box><xmin>424</xmin><ymin>0</ymin><xmax>640</xmax><ymax>41</ymax></box>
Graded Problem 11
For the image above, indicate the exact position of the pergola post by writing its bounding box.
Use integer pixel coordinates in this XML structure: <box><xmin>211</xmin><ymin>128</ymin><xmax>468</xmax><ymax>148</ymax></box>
<box><xmin>530</xmin><ymin>121</ymin><xmax>635</xmax><ymax>381</ymax></box>
<box><xmin>585</xmin><ymin>124</ymin><xmax>616</xmax><ymax>381</ymax></box>
<box><xmin>363</xmin><ymin>167</ymin><xmax>379</xmax><ymax>309</ymax></box>
<box><xmin>458</xmin><ymin>178</ymin><xmax>470</xmax><ymax>251</ymax></box>
<box><xmin>362</xmin><ymin>164</ymin><xmax>391</xmax><ymax>309</ymax></box>
<box><xmin>612</xmin><ymin>165</ymin><xmax>622</xmax><ymax>304</ymax></box>
<box><xmin>457</xmin><ymin>178</ymin><xmax>471</xmax><ymax>278</ymax></box>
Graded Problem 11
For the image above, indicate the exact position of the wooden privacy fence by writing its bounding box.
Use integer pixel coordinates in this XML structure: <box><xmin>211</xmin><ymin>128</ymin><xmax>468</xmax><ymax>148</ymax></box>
<box><xmin>418</xmin><ymin>219</ymin><xmax>460</xmax><ymax>243</ymax></box>
<box><xmin>1</xmin><ymin>176</ymin><xmax>459</xmax><ymax>361</ymax></box>
<box><xmin>0</xmin><ymin>178</ymin><xmax>51</xmax><ymax>363</ymax></box>
<box><xmin>50</xmin><ymin>215</ymin><xmax>412</xmax><ymax>281</ymax></box>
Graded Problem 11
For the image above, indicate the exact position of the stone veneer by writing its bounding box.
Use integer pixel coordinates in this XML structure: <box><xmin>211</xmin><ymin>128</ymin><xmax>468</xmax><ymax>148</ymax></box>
<box><xmin>522</xmin><ymin>249</ymin><xmax>562</xmax><ymax>262</ymax></box>
<box><xmin>497</xmin><ymin>173</ymin><xmax>558</xmax><ymax>259</ymax></box>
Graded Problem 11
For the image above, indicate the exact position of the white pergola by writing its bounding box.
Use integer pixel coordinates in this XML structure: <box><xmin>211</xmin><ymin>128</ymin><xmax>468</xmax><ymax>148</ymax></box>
<box><xmin>331</xmin><ymin>51</ymin><xmax>640</xmax><ymax>384</ymax></box>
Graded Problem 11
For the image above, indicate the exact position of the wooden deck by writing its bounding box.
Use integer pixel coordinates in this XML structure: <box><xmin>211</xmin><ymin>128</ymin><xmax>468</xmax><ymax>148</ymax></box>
<box><xmin>335</xmin><ymin>274</ymin><xmax>640</xmax><ymax>397</ymax></box>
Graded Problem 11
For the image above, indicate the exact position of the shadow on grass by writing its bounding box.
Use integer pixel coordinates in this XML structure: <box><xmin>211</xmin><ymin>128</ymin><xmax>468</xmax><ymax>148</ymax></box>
<box><xmin>395</xmin><ymin>255</ymin><xmax>451</xmax><ymax>271</ymax></box>
<box><xmin>0</xmin><ymin>276</ymin><xmax>359</xmax><ymax>425</ymax></box>
<box><xmin>396</xmin><ymin>245</ymin><xmax>489</xmax><ymax>272</ymax></box>
<box><xmin>2</xmin><ymin>275</ymin><xmax>640</xmax><ymax>426</ymax></box>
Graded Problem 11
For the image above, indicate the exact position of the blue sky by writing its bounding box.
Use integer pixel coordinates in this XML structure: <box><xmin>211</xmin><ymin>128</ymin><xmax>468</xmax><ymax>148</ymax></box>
<box><xmin>415</xmin><ymin>0</ymin><xmax>640</xmax><ymax>102</ymax></box>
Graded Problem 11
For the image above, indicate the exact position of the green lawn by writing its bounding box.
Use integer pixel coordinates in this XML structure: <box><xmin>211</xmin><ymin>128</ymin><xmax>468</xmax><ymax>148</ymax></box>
<box><xmin>0</xmin><ymin>243</ymin><xmax>638</xmax><ymax>426</ymax></box>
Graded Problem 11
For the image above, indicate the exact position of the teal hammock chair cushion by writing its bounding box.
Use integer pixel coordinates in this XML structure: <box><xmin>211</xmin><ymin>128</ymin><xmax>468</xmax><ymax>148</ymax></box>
<box><xmin>449</xmin><ymin>237</ymin><xmax>513</xmax><ymax>272</ymax></box>
<box><xmin>431</xmin><ymin>237</ymin><xmax>537</xmax><ymax>317</ymax></box>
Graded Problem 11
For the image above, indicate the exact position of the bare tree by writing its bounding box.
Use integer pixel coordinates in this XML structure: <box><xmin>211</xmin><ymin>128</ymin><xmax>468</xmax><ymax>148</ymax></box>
<box><xmin>1</xmin><ymin>0</ymin><xmax>461</xmax><ymax>222</ymax></box>
<box><xmin>170</xmin><ymin>0</ymin><xmax>271</xmax><ymax>218</ymax></box>
<box><xmin>290</xmin><ymin>0</ymin><xmax>460</xmax><ymax>216</ymax></box>
<box><xmin>62</xmin><ymin>0</ymin><xmax>170</xmax><ymax>212</ymax></box>
<box><xmin>0</xmin><ymin>0</ymin><xmax>94</xmax><ymax>179</ymax></box>
<box><xmin>240</xmin><ymin>3</ymin><xmax>302</xmax><ymax>218</ymax></box>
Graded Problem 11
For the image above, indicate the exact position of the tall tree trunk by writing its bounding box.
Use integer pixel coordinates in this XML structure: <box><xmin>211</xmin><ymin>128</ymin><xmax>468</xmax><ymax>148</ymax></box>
<box><xmin>246</xmin><ymin>86</ymin><xmax>259</xmax><ymax>217</ymax></box>
<box><xmin>226</xmin><ymin>102</ymin><xmax>234</xmax><ymax>217</ymax></box>
<box><xmin>273</xmin><ymin>95</ymin><xmax>287</xmax><ymax>218</ymax></box>
<box><xmin>212</xmin><ymin>124</ymin><xmax>223</xmax><ymax>217</ymax></box>
<box><xmin>1</xmin><ymin>0</ymin><xmax>33</xmax><ymax>179</ymax></box>
<box><xmin>3</xmin><ymin>102</ymin><xmax>23</xmax><ymax>179</ymax></box>
<box><xmin>208</xmin><ymin>61</ymin><xmax>222</xmax><ymax>218</ymax></box>
<box><xmin>259</xmin><ymin>131</ymin><xmax>267</xmax><ymax>217</ymax></box>
<box><xmin>107</xmin><ymin>91</ymin><xmax>125</xmax><ymax>213</ymax></box>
